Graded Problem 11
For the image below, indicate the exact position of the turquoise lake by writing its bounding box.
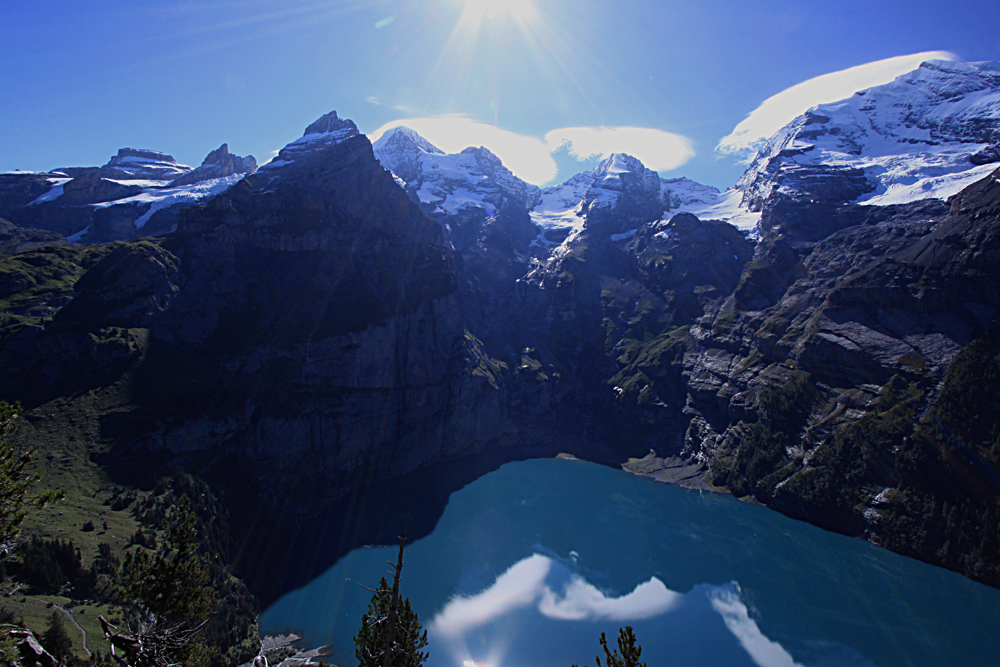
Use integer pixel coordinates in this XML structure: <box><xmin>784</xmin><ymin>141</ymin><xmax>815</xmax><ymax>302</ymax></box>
<box><xmin>260</xmin><ymin>458</ymin><xmax>1000</xmax><ymax>667</ymax></box>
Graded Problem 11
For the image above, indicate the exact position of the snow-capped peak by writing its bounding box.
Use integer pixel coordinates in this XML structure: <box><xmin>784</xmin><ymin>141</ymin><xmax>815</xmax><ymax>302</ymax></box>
<box><xmin>530</xmin><ymin>153</ymin><xmax>663</xmax><ymax>238</ymax></box>
<box><xmin>596</xmin><ymin>153</ymin><xmax>645</xmax><ymax>177</ymax></box>
<box><xmin>373</xmin><ymin>127</ymin><xmax>540</xmax><ymax>217</ymax></box>
<box><xmin>101</xmin><ymin>148</ymin><xmax>191</xmax><ymax>180</ymax></box>
<box><xmin>372</xmin><ymin>126</ymin><xmax>445</xmax><ymax>157</ymax></box>
<box><xmin>169</xmin><ymin>144</ymin><xmax>257</xmax><ymax>188</ymax></box>
<box><xmin>739</xmin><ymin>59</ymin><xmax>1000</xmax><ymax>210</ymax></box>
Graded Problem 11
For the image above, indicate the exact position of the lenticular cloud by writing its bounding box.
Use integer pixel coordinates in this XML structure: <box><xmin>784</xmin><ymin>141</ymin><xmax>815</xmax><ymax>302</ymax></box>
<box><xmin>370</xmin><ymin>117</ymin><xmax>558</xmax><ymax>185</ymax></box>
<box><xmin>368</xmin><ymin>117</ymin><xmax>696</xmax><ymax>185</ymax></box>
<box><xmin>545</xmin><ymin>126</ymin><xmax>695</xmax><ymax>172</ymax></box>
<box><xmin>716</xmin><ymin>50</ymin><xmax>958</xmax><ymax>161</ymax></box>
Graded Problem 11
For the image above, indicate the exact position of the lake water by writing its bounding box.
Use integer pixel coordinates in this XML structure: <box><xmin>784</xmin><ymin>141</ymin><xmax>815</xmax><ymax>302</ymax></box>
<box><xmin>260</xmin><ymin>458</ymin><xmax>1000</xmax><ymax>667</ymax></box>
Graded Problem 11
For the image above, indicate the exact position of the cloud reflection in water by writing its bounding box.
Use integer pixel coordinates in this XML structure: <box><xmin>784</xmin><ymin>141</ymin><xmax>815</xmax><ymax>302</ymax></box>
<box><xmin>431</xmin><ymin>554</ymin><xmax>812</xmax><ymax>667</ymax></box>
<box><xmin>431</xmin><ymin>554</ymin><xmax>679</xmax><ymax>638</ymax></box>
<box><xmin>709</xmin><ymin>586</ymin><xmax>806</xmax><ymax>667</ymax></box>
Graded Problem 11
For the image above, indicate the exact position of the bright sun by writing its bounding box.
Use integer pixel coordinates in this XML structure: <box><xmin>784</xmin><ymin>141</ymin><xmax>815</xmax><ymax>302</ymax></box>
<box><xmin>458</xmin><ymin>0</ymin><xmax>538</xmax><ymax>28</ymax></box>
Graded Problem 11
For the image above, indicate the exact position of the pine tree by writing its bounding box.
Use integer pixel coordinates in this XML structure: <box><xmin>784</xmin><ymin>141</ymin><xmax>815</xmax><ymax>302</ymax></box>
<box><xmin>573</xmin><ymin>626</ymin><xmax>646</xmax><ymax>667</ymax></box>
<box><xmin>354</xmin><ymin>527</ymin><xmax>428</xmax><ymax>667</ymax></box>
<box><xmin>0</xmin><ymin>401</ymin><xmax>61</xmax><ymax>559</ymax></box>
<box><xmin>0</xmin><ymin>631</ymin><xmax>21</xmax><ymax>667</ymax></box>
<box><xmin>41</xmin><ymin>611</ymin><xmax>74</xmax><ymax>664</ymax></box>
<box><xmin>103</xmin><ymin>496</ymin><xmax>215</xmax><ymax>667</ymax></box>
<box><xmin>0</xmin><ymin>401</ymin><xmax>63</xmax><ymax>665</ymax></box>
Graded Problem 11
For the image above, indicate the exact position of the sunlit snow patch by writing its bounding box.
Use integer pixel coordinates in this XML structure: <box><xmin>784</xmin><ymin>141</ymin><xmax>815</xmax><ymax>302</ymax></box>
<box><xmin>857</xmin><ymin>158</ymin><xmax>997</xmax><ymax>206</ymax></box>
<box><xmin>669</xmin><ymin>188</ymin><xmax>762</xmax><ymax>231</ymax></box>
<box><xmin>27</xmin><ymin>177</ymin><xmax>72</xmax><ymax>206</ymax></box>
<box><xmin>92</xmin><ymin>174</ymin><xmax>243</xmax><ymax>229</ymax></box>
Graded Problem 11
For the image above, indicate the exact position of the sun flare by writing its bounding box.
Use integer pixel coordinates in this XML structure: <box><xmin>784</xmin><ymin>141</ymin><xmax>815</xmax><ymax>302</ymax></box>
<box><xmin>424</xmin><ymin>0</ymin><xmax>595</xmax><ymax>132</ymax></box>
<box><xmin>459</xmin><ymin>0</ymin><xmax>538</xmax><ymax>26</ymax></box>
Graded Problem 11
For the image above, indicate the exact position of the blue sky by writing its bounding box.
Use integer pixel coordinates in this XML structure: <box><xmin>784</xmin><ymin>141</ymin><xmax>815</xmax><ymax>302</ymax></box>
<box><xmin>2</xmin><ymin>0</ymin><xmax>999</xmax><ymax>188</ymax></box>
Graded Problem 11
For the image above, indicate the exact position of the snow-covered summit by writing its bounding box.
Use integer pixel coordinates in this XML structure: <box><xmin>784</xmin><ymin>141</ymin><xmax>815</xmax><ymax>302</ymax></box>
<box><xmin>101</xmin><ymin>148</ymin><xmax>191</xmax><ymax>181</ymax></box>
<box><xmin>531</xmin><ymin>153</ymin><xmax>663</xmax><ymax>237</ymax></box>
<box><xmin>372</xmin><ymin>127</ymin><xmax>446</xmax><ymax>185</ymax></box>
<box><xmin>740</xmin><ymin>59</ymin><xmax>1000</xmax><ymax>209</ymax></box>
<box><xmin>373</xmin><ymin>126</ymin><xmax>541</xmax><ymax>216</ymax></box>
<box><xmin>368</xmin><ymin>128</ymin><xmax>756</xmax><ymax>237</ymax></box>
<box><xmin>373</xmin><ymin>126</ymin><xmax>445</xmax><ymax>159</ymax></box>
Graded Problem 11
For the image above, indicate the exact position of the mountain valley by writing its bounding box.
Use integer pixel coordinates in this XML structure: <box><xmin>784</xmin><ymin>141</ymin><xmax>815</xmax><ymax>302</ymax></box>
<box><xmin>3</xmin><ymin>58</ymin><xmax>1000</xmax><ymax>662</ymax></box>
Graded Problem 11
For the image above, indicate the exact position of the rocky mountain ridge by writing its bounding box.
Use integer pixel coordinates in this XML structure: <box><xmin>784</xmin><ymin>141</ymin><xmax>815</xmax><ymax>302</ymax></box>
<box><xmin>0</xmin><ymin>143</ymin><xmax>257</xmax><ymax>243</ymax></box>
<box><xmin>2</xmin><ymin>60</ymin><xmax>1000</xmax><ymax>601</ymax></box>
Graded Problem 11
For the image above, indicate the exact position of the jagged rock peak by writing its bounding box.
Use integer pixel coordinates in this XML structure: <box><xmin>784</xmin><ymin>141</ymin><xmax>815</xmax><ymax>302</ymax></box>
<box><xmin>260</xmin><ymin>111</ymin><xmax>362</xmax><ymax>172</ymax></box>
<box><xmin>303</xmin><ymin>110</ymin><xmax>359</xmax><ymax>138</ymax></box>
<box><xmin>203</xmin><ymin>143</ymin><xmax>233</xmax><ymax>165</ymax></box>
<box><xmin>169</xmin><ymin>144</ymin><xmax>257</xmax><ymax>187</ymax></box>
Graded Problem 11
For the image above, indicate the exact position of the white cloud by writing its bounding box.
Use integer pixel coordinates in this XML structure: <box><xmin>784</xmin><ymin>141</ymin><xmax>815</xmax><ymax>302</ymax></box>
<box><xmin>429</xmin><ymin>554</ymin><xmax>551</xmax><ymax>636</ymax></box>
<box><xmin>545</xmin><ymin>126</ymin><xmax>695</xmax><ymax>172</ymax></box>
<box><xmin>369</xmin><ymin>116</ymin><xmax>557</xmax><ymax>184</ymax></box>
<box><xmin>709</xmin><ymin>587</ymin><xmax>806</xmax><ymax>667</ymax></box>
<box><xmin>537</xmin><ymin>574</ymin><xmax>680</xmax><ymax>622</ymax></box>
<box><xmin>429</xmin><ymin>554</ymin><xmax>679</xmax><ymax>639</ymax></box>
<box><xmin>717</xmin><ymin>51</ymin><xmax>958</xmax><ymax>161</ymax></box>
<box><xmin>368</xmin><ymin>117</ymin><xmax>697</xmax><ymax>185</ymax></box>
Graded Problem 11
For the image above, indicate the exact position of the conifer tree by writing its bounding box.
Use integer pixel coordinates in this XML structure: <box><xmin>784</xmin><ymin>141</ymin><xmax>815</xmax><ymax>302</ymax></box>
<box><xmin>573</xmin><ymin>626</ymin><xmax>647</xmax><ymax>667</ymax></box>
<box><xmin>103</xmin><ymin>496</ymin><xmax>215</xmax><ymax>667</ymax></box>
<box><xmin>354</xmin><ymin>527</ymin><xmax>428</xmax><ymax>667</ymax></box>
<box><xmin>41</xmin><ymin>611</ymin><xmax>74</xmax><ymax>664</ymax></box>
<box><xmin>0</xmin><ymin>401</ymin><xmax>61</xmax><ymax>559</ymax></box>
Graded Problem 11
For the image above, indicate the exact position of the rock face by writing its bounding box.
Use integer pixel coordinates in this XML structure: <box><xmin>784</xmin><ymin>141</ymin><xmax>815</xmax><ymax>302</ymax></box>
<box><xmin>108</xmin><ymin>111</ymin><xmax>514</xmax><ymax>511</ymax></box>
<box><xmin>169</xmin><ymin>144</ymin><xmax>257</xmax><ymax>187</ymax></box>
<box><xmin>683</xmin><ymin>167</ymin><xmax>1000</xmax><ymax>529</ymax></box>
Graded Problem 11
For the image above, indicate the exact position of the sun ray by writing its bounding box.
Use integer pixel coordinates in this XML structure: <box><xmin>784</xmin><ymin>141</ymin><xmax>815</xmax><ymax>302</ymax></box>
<box><xmin>422</xmin><ymin>0</ymin><xmax>615</xmax><ymax>127</ymax></box>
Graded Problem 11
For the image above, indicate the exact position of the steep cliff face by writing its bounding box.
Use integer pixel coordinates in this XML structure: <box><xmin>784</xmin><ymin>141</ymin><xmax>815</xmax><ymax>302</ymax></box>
<box><xmin>98</xmin><ymin>113</ymin><xmax>519</xmax><ymax>509</ymax></box>
<box><xmin>680</xmin><ymin>168</ymin><xmax>1000</xmax><ymax>553</ymax></box>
